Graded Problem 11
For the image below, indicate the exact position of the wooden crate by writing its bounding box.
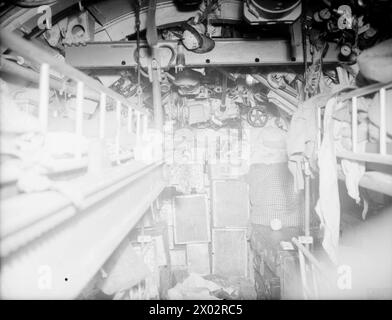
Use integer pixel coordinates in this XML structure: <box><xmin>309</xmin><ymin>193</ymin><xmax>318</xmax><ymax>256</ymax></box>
<box><xmin>212</xmin><ymin>228</ymin><xmax>248</xmax><ymax>277</ymax></box>
<box><xmin>212</xmin><ymin>180</ymin><xmax>249</xmax><ymax>228</ymax></box>
<box><xmin>174</xmin><ymin>194</ymin><xmax>210</xmax><ymax>244</ymax></box>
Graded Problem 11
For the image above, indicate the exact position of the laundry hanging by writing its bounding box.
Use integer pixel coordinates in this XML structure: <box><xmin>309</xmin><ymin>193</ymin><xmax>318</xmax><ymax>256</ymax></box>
<box><xmin>315</xmin><ymin>97</ymin><xmax>341</xmax><ymax>265</ymax></box>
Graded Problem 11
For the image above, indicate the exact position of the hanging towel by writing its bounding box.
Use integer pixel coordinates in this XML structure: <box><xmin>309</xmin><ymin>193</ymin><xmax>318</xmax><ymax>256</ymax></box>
<box><xmin>315</xmin><ymin>97</ymin><xmax>341</xmax><ymax>265</ymax></box>
<box><xmin>287</xmin><ymin>93</ymin><xmax>332</xmax><ymax>192</ymax></box>
<box><xmin>340</xmin><ymin>141</ymin><xmax>366</xmax><ymax>204</ymax></box>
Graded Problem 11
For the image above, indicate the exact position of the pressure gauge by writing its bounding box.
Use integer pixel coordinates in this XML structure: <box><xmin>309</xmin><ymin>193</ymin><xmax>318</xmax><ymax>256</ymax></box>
<box><xmin>313</xmin><ymin>11</ymin><xmax>322</xmax><ymax>23</ymax></box>
<box><xmin>314</xmin><ymin>8</ymin><xmax>331</xmax><ymax>22</ymax></box>
<box><xmin>319</xmin><ymin>8</ymin><xmax>331</xmax><ymax>20</ymax></box>
<box><xmin>340</xmin><ymin>44</ymin><xmax>352</xmax><ymax>57</ymax></box>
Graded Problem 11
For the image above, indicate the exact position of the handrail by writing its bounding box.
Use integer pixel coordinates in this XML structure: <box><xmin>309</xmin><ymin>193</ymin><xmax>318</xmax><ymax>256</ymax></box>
<box><xmin>0</xmin><ymin>30</ymin><xmax>158</xmax><ymax>165</ymax></box>
<box><xmin>291</xmin><ymin>238</ymin><xmax>331</xmax><ymax>278</ymax></box>
<box><xmin>337</xmin><ymin>81</ymin><xmax>392</xmax><ymax>103</ymax></box>
<box><xmin>317</xmin><ymin>81</ymin><xmax>392</xmax><ymax>167</ymax></box>
<box><xmin>292</xmin><ymin>237</ymin><xmax>335</xmax><ymax>299</ymax></box>
<box><xmin>0</xmin><ymin>30</ymin><xmax>148</xmax><ymax>116</ymax></box>
<box><xmin>0</xmin><ymin>30</ymin><xmax>164</xmax><ymax>299</ymax></box>
<box><xmin>0</xmin><ymin>57</ymin><xmax>105</xmax><ymax>103</ymax></box>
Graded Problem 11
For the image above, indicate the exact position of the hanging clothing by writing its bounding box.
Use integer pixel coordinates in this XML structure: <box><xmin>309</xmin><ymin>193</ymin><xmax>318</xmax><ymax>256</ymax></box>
<box><xmin>286</xmin><ymin>93</ymin><xmax>331</xmax><ymax>192</ymax></box>
<box><xmin>340</xmin><ymin>141</ymin><xmax>366</xmax><ymax>204</ymax></box>
<box><xmin>315</xmin><ymin>97</ymin><xmax>341</xmax><ymax>265</ymax></box>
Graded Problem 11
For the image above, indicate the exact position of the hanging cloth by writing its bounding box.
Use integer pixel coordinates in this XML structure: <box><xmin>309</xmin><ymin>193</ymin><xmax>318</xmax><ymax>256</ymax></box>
<box><xmin>315</xmin><ymin>97</ymin><xmax>341</xmax><ymax>265</ymax></box>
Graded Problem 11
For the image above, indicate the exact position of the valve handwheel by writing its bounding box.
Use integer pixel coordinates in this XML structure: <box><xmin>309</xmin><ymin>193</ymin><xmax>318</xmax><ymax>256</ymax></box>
<box><xmin>247</xmin><ymin>106</ymin><xmax>269</xmax><ymax>127</ymax></box>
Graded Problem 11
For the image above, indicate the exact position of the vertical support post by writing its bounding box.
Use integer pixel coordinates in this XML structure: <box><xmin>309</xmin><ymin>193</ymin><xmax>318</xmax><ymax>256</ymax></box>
<box><xmin>151</xmin><ymin>55</ymin><xmax>163</xmax><ymax>131</ymax></box>
<box><xmin>380</xmin><ymin>88</ymin><xmax>386</xmax><ymax>155</ymax></box>
<box><xmin>99</xmin><ymin>93</ymin><xmax>106</xmax><ymax>139</ymax></box>
<box><xmin>304</xmin><ymin>174</ymin><xmax>310</xmax><ymax>238</ymax></box>
<box><xmin>227</xmin><ymin>127</ymin><xmax>231</xmax><ymax>164</ymax></box>
<box><xmin>115</xmin><ymin>100</ymin><xmax>121</xmax><ymax>163</ymax></box>
<box><xmin>39</xmin><ymin>63</ymin><xmax>49</xmax><ymax>134</ymax></box>
<box><xmin>317</xmin><ymin>107</ymin><xmax>321</xmax><ymax>150</ymax></box>
<box><xmin>128</xmin><ymin>107</ymin><xmax>133</xmax><ymax>134</ymax></box>
<box><xmin>220</xmin><ymin>75</ymin><xmax>227</xmax><ymax>112</ymax></box>
<box><xmin>145</xmin><ymin>0</ymin><xmax>163</xmax><ymax>131</ymax></box>
<box><xmin>204</xmin><ymin>134</ymin><xmax>209</xmax><ymax>165</ymax></box>
<box><xmin>193</xmin><ymin>135</ymin><xmax>197</xmax><ymax>164</ymax></box>
<box><xmin>298</xmin><ymin>249</ymin><xmax>308</xmax><ymax>300</ymax></box>
<box><xmin>352</xmin><ymin>97</ymin><xmax>357</xmax><ymax>153</ymax></box>
<box><xmin>75</xmin><ymin>81</ymin><xmax>84</xmax><ymax>159</ymax></box>
<box><xmin>136</xmin><ymin>111</ymin><xmax>141</xmax><ymax>142</ymax></box>
<box><xmin>143</xmin><ymin>113</ymin><xmax>148</xmax><ymax>139</ymax></box>
<box><xmin>311</xmin><ymin>264</ymin><xmax>320</xmax><ymax>299</ymax></box>
<box><xmin>238</xmin><ymin>127</ymin><xmax>242</xmax><ymax>161</ymax></box>
<box><xmin>216</xmin><ymin>136</ymin><xmax>220</xmax><ymax>164</ymax></box>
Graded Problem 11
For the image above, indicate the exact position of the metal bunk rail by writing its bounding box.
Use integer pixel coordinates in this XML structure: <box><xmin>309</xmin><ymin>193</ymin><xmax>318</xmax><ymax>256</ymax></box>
<box><xmin>292</xmin><ymin>237</ymin><xmax>336</xmax><ymax>299</ymax></box>
<box><xmin>335</xmin><ymin>82</ymin><xmax>392</xmax><ymax>163</ymax></box>
<box><xmin>305</xmin><ymin>83</ymin><xmax>392</xmax><ymax>298</ymax></box>
<box><xmin>317</xmin><ymin>81</ymin><xmax>392</xmax><ymax>196</ymax></box>
<box><xmin>0</xmin><ymin>31</ymin><xmax>149</xmax><ymax>115</ymax></box>
<box><xmin>0</xmin><ymin>31</ymin><xmax>165</xmax><ymax>299</ymax></box>
<box><xmin>0</xmin><ymin>29</ymin><xmax>149</xmax><ymax>161</ymax></box>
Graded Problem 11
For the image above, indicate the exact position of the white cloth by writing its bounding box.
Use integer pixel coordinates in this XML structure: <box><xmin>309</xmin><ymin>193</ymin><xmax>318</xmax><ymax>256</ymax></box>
<box><xmin>340</xmin><ymin>141</ymin><xmax>366</xmax><ymax>204</ymax></box>
<box><xmin>315</xmin><ymin>97</ymin><xmax>341</xmax><ymax>264</ymax></box>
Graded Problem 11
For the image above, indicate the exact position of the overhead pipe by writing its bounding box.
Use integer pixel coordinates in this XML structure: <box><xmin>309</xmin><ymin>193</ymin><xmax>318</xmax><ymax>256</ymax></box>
<box><xmin>146</xmin><ymin>0</ymin><xmax>164</xmax><ymax>131</ymax></box>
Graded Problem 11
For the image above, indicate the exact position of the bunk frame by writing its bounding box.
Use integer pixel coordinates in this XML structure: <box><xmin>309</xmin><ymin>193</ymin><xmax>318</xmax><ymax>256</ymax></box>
<box><xmin>317</xmin><ymin>81</ymin><xmax>392</xmax><ymax>196</ymax></box>
<box><xmin>295</xmin><ymin>81</ymin><xmax>392</xmax><ymax>299</ymax></box>
<box><xmin>0</xmin><ymin>30</ymin><xmax>165</xmax><ymax>299</ymax></box>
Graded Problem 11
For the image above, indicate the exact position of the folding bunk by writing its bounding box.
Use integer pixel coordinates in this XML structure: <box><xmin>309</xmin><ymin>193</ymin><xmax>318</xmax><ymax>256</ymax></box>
<box><xmin>0</xmin><ymin>30</ymin><xmax>165</xmax><ymax>299</ymax></box>
<box><xmin>292</xmin><ymin>81</ymin><xmax>392</xmax><ymax>299</ymax></box>
<box><xmin>326</xmin><ymin>82</ymin><xmax>392</xmax><ymax>197</ymax></box>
